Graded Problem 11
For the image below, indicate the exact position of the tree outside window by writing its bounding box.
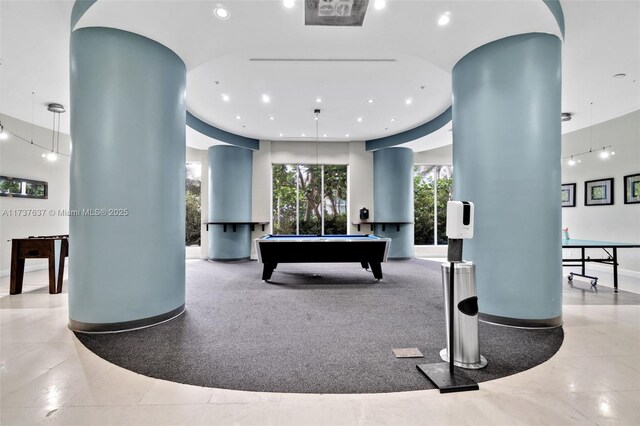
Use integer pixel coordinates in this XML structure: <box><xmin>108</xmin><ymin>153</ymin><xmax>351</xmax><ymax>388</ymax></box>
<box><xmin>273</xmin><ymin>164</ymin><xmax>347</xmax><ymax>235</ymax></box>
<box><xmin>414</xmin><ymin>165</ymin><xmax>452</xmax><ymax>245</ymax></box>
<box><xmin>186</xmin><ymin>163</ymin><xmax>201</xmax><ymax>246</ymax></box>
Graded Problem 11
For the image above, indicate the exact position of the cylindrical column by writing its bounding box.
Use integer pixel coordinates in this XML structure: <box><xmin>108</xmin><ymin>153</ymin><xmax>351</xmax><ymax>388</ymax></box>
<box><xmin>69</xmin><ymin>27</ymin><xmax>186</xmax><ymax>332</ymax></box>
<box><xmin>373</xmin><ymin>147</ymin><xmax>414</xmax><ymax>259</ymax></box>
<box><xmin>452</xmin><ymin>33</ymin><xmax>562</xmax><ymax>327</ymax></box>
<box><xmin>208</xmin><ymin>145</ymin><xmax>253</xmax><ymax>260</ymax></box>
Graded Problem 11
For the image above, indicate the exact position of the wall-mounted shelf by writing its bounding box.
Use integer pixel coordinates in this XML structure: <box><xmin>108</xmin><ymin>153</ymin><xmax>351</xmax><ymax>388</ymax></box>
<box><xmin>351</xmin><ymin>221</ymin><xmax>414</xmax><ymax>232</ymax></box>
<box><xmin>204</xmin><ymin>222</ymin><xmax>269</xmax><ymax>232</ymax></box>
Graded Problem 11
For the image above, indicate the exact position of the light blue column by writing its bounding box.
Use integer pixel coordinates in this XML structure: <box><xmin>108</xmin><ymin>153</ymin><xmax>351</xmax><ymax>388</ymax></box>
<box><xmin>69</xmin><ymin>27</ymin><xmax>186</xmax><ymax>332</ymax></box>
<box><xmin>208</xmin><ymin>146</ymin><xmax>253</xmax><ymax>260</ymax></box>
<box><xmin>452</xmin><ymin>33</ymin><xmax>562</xmax><ymax>327</ymax></box>
<box><xmin>373</xmin><ymin>147</ymin><xmax>414</xmax><ymax>259</ymax></box>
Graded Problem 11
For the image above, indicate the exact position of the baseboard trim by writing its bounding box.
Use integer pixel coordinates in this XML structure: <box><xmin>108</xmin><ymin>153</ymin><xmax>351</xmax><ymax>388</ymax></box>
<box><xmin>479</xmin><ymin>312</ymin><xmax>563</xmax><ymax>329</ymax></box>
<box><xmin>207</xmin><ymin>257</ymin><xmax>251</xmax><ymax>262</ymax></box>
<box><xmin>69</xmin><ymin>304</ymin><xmax>185</xmax><ymax>334</ymax></box>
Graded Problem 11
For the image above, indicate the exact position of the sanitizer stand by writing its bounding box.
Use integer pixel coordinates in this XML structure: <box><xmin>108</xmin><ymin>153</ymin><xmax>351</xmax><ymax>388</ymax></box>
<box><xmin>417</xmin><ymin>201</ymin><xmax>482</xmax><ymax>393</ymax></box>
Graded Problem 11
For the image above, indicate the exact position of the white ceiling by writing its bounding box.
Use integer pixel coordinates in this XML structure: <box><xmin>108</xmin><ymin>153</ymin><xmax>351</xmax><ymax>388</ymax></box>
<box><xmin>0</xmin><ymin>1</ymin><xmax>638</xmax><ymax>152</ymax></box>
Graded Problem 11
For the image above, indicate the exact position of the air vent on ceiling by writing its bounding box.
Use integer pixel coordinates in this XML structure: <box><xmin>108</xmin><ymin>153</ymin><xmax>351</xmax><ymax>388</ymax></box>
<box><xmin>305</xmin><ymin>0</ymin><xmax>370</xmax><ymax>26</ymax></box>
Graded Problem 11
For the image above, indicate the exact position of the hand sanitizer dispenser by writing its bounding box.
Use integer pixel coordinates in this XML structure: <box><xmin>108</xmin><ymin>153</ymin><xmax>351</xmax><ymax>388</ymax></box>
<box><xmin>446</xmin><ymin>201</ymin><xmax>474</xmax><ymax>262</ymax></box>
<box><xmin>446</xmin><ymin>201</ymin><xmax>474</xmax><ymax>239</ymax></box>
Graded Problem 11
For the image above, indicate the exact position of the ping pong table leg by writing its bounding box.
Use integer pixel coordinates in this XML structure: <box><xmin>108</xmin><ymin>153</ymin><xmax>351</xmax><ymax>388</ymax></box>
<box><xmin>613</xmin><ymin>247</ymin><xmax>618</xmax><ymax>293</ymax></box>
<box><xmin>581</xmin><ymin>247</ymin><xmax>586</xmax><ymax>276</ymax></box>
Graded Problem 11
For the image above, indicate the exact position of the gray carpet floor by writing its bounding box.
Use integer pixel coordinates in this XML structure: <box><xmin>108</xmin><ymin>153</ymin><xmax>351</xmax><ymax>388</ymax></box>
<box><xmin>76</xmin><ymin>259</ymin><xmax>563</xmax><ymax>393</ymax></box>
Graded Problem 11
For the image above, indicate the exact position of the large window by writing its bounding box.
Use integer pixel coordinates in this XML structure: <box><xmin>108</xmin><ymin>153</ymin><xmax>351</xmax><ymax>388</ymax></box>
<box><xmin>272</xmin><ymin>164</ymin><xmax>347</xmax><ymax>235</ymax></box>
<box><xmin>414</xmin><ymin>165</ymin><xmax>453</xmax><ymax>245</ymax></box>
<box><xmin>186</xmin><ymin>163</ymin><xmax>201</xmax><ymax>246</ymax></box>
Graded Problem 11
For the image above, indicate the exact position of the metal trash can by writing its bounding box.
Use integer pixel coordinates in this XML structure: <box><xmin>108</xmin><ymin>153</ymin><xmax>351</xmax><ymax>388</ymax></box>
<box><xmin>440</xmin><ymin>262</ymin><xmax>487</xmax><ymax>369</ymax></box>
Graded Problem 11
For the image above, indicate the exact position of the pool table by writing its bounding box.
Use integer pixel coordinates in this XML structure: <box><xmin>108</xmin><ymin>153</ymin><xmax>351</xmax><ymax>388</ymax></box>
<box><xmin>255</xmin><ymin>234</ymin><xmax>391</xmax><ymax>281</ymax></box>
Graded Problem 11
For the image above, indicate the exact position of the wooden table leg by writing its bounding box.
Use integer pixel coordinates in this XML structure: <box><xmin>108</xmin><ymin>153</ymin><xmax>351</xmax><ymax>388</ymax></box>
<box><xmin>56</xmin><ymin>240</ymin><xmax>68</xmax><ymax>293</ymax></box>
<box><xmin>48</xmin><ymin>243</ymin><xmax>56</xmax><ymax>294</ymax></box>
<box><xmin>10</xmin><ymin>240</ymin><xmax>25</xmax><ymax>295</ymax></box>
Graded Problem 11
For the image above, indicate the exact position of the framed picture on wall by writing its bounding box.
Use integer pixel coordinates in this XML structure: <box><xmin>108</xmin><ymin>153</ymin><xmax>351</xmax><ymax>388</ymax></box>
<box><xmin>585</xmin><ymin>178</ymin><xmax>614</xmax><ymax>206</ymax></box>
<box><xmin>624</xmin><ymin>173</ymin><xmax>640</xmax><ymax>204</ymax></box>
<box><xmin>561</xmin><ymin>183</ymin><xmax>576</xmax><ymax>207</ymax></box>
<box><xmin>0</xmin><ymin>176</ymin><xmax>48</xmax><ymax>199</ymax></box>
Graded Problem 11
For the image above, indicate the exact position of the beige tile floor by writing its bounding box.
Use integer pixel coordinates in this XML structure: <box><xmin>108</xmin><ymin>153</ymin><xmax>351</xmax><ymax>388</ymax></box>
<box><xmin>1</xmin><ymin>266</ymin><xmax>639</xmax><ymax>426</ymax></box>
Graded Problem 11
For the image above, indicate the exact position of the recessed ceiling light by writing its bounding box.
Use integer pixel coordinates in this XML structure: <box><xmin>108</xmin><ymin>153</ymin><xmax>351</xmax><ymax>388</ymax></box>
<box><xmin>438</xmin><ymin>11</ymin><xmax>451</xmax><ymax>26</ymax></box>
<box><xmin>390</xmin><ymin>118</ymin><xmax>396</xmax><ymax>122</ymax></box>
<box><xmin>316</xmin><ymin>97</ymin><xmax>322</xmax><ymax>103</ymax></box>
<box><xmin>345</xmin><ymin>133</ymin><xmax>350</xmax><ymax>138</ymax></box>
<box><xmin>262</xmin><ymin>94</ymin><xmax>270</xmax><ymax>103</ymax></box>
<box><xmin>269</xmin><ymin>116</ymin><xmax>275</xmax><ymax>120</ymax></box>
<box><xmin>283</xmin><ymin>0</ymin><xmax>295</xmax><ymax>8</ymax></box>
<box><xmin>222</xmin><ymin>93</ymin><xmax>230</xmax><ymax>102</ymax></box>
<box><xmin>323</xmin><ymin>134</ymin><xmax>327</xmax><ymax>138</ymax></box>
<box><xmin>213</xmin><ymin>7</ymin><xmax>230</xmax><ymax>19</ymax></box>
<box><xmin>373</xmin><ymin>0</ymin><xmax>386</xmax><ymax>10</ymax></box>
<box><xmin>367</xmin><ymin>99</ymin><xmax>374</xmax><ymax>103</ymax></box>
<box><xmin>302</xmin><ymin>133</ymin><xmax>306</xmax><ymax>137</ymax></box>
<box><xmin>236</xmin><ymin>115</ymin><xmax>241</xmax><ymax>120</ymax></box>
<box><xmin>405</xmin><ymin>98</ymin><xmax>413</xmax><ymax>105</ymax></box>
<box><xmin>612</xmin><ymin>73</ymin><xmax>627</xmax><ymax>79</ymax></box>
<box><xmin>357</xmin><ymin>117</ymin><xmax>362</xmax><ymax>122</ymax></box>
<box><xmin>279</xmin><ymin>133</ymin><xmax>284</xmax><ymax>137</ymax></box>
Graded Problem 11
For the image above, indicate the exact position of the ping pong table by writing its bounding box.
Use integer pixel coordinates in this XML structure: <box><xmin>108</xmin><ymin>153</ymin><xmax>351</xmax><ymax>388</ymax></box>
<box><xmin>562</xmin><ymin>239</ymin><xmax>640</xmax><ymax>293</ymax></box>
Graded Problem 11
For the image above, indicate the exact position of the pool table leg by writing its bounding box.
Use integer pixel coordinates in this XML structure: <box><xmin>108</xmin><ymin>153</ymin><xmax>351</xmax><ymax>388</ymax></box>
<box><xmin>370</xmin><ymin>262</ymin><xmax>383</xmax><ymax>280</ymax></box>
<box><xmin>262</xmin><ymin>263</ymin><xmax>277</xmax><ymax>281</ymax></box>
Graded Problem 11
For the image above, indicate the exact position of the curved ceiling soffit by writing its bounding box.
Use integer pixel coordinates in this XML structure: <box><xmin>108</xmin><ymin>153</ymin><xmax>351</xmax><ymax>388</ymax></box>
<box><xmin>71</xmin><ymin>0</ymin><xmax>564</xmax><ymax>151</ymax></box>
<box><xmin>187</xmin><ymin>112</ymin><xmax>259</xmax><ymax>150</ymax></box>
<box><xmin>366</xmin><ymin>0</ymin><xmax>565</xmax><ymax>151</ymax></box>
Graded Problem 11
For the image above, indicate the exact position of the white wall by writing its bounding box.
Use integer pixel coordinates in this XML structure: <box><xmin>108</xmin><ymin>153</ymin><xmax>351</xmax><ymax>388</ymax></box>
<box><xmin>414</xmin><ymin>144</ymin><xmax>452</xmax><ymax>165</ymax></box>
<box><xmin>348</xmin><ymin>141</ymin><xmax>374</xmax><ymax>231</ymax></box>
<box><xmin>0</xmin><ymin>113</ymin><xmax>71</xmax><ymax>275</ymax></box>
<box><xmin>561</xmin><ymin>110</ymin><xmax>640</xmax><ymax>290</ymax></box>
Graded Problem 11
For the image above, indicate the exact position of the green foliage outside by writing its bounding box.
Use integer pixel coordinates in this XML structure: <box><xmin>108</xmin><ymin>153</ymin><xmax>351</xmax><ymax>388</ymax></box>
<box><xmin>25</xmin><ymin>183</ymin><xmax>45</xmax><ymax>197</ymax></box>
<box><xmin>323</xmin><ymin>165</ymin><xmax>347</xmax><ymax>235</ymax></box>
<box><xmin>185</xmin><ymin>165</ymin><xmax>201</xmax><ymax>246</ymax></box>
<box><xmin>414</xmin><ymin>166</ymin><xmax>435</xmax><ymax>245</ymax></box>
<box><xmin>272</xmin><ymin>164</ymin><xmax>298</xmax><ymax>234</ymax></box>
<box><xmin>272</xmin><ymin>164</ymin><xmax>347</xmax><ymax>235</ymax></box>
<box><xmin>435</xmin><ymin>174</ymin><xmax>452</xmax><ymax>244</ymax></box>
<box><xmin>0</xmin><ymin>179</ymin><xmax>21</xmax><ymax>194</ymax></box>
<box><xmin>414</xmin><ymin>165</ymin><xmax>452</xmax><ymax>245</ymax></box>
